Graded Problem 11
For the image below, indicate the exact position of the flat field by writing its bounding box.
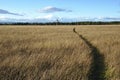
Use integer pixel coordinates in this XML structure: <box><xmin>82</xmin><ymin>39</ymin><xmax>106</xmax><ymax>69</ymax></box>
<box><xmin>0</xmin><ymin>25</ymin><xmax>120</xmax><ymax>80</ymax></box>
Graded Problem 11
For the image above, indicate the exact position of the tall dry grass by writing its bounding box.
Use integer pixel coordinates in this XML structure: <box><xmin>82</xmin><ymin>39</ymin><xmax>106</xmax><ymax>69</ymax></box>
<box><xmin>0</xmin><ymin>25</ymin><xmax>91</xmax><ymax>80</ymax></box>
<box><xmin>76</xmin><ymin>25</ymin><xmax>120</xmax><ymax>80</ymax></box>
<box><xmin>0</xmin><ymin>25</ymin><xmax>120</xmax><ymax>80</ymax></box>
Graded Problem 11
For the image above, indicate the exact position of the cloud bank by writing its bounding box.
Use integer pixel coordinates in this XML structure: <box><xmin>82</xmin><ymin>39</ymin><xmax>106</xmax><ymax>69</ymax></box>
<box><xmin>39</xmin><ymin>6</ymin><xmax>72</xmax><ymax>13</ymax></box>
<box><xmin>0</xmin><ymin>15</ymin><xmax>120</xmax><ymax>23</ymax></box>
<box><xmin>0</xmin><ymin>9</ymin><xmax>23</xmax><ymax>16</ymax></box>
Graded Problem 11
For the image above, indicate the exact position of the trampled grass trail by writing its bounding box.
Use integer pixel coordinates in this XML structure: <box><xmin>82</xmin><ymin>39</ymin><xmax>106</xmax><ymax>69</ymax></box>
<box><xmin>73</xmin><ymin>28</ymin><xmax>106</xmax><ymax>80</ymax></box>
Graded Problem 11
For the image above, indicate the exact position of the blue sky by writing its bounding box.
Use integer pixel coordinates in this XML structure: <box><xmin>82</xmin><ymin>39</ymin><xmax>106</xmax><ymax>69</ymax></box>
<box><xmin>0</xmin><ymin>0</ymin><xmax>120</xmax><ymax>22</ymax></box>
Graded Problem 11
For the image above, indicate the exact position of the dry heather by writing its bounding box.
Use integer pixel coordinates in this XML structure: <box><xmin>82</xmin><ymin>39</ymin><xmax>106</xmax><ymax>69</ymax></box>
<box><xmin>0</xmin><ymin>25</ymin><xmax>91</xmax><ymax>80</ymax></box>
<box><xmin>0</xmin><ymin>25</ymin><xmax>120</xmax><ymax>80</ymax></box>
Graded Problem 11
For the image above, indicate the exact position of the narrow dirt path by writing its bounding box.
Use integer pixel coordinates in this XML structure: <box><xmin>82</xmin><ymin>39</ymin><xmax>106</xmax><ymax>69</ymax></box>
<box><xmin>73</xmin><ymin>28</ymin><xmax>106</xmax><ymax>80</ymax></box>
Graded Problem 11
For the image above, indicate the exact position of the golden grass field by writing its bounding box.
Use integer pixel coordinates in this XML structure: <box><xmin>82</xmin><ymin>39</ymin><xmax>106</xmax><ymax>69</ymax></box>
<box><xmin>0</xmin><ymin>25</ymin><xmax>120</xmax><ymax>80</ymax></box>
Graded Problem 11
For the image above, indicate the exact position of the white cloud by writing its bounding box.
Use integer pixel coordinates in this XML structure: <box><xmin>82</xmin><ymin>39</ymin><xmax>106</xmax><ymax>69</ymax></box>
<box><xmin>0</xmin><ymin>9</ymin><xmax>23</xmax><ymax>16</ymax></box>
<box><xmin>0</xmin><ymin>14</ymin><xmax>56</xmax><ymax>22</ymax></box>
<box><xmin>36</xmin><ymin>14</ymin><xmax>54</xmax><ymax>20</ymax></box>
<box><xmin>39</xmin><ymin>6</ymin><xmax>72</xmax><ymax>13</ymax></box>
<box><xmin>0</xmin><ymin>16</ymin><xmax>120</xmax><ymax>22</ymax></box>
<box><xmin>0</xmin><ymin>16</ymin><xmax>6</xmax><ymax>20</ymax></box>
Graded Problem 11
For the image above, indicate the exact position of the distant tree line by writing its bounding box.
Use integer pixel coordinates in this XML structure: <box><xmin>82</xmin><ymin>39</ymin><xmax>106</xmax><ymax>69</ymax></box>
<box><xmin>0</xmin><ymin>21</ymin><xmax>120</xmax><ymax>25</ymax></box>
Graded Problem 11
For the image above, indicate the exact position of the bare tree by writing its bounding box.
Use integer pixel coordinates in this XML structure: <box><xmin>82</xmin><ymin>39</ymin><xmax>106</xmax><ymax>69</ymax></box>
<box><xmin>56</xmin><ymin>19</ymin><xmax>60</xmax><ymax>25</ymax></box>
